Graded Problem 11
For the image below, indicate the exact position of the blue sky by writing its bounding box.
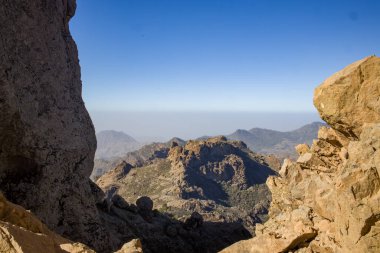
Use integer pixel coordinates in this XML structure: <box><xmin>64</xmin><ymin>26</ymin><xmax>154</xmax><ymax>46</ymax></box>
<box><xmin>71</xmin><ymin>0</ymin><xmax>380</xmax><ymax>113</ymax></box>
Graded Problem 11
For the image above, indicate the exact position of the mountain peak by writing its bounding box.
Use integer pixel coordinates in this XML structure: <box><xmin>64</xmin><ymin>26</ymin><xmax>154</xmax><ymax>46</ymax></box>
<box><xmin>95</xmin><ymin>130</ymin><xmax>141</xmax><ymax>159</ymax></box>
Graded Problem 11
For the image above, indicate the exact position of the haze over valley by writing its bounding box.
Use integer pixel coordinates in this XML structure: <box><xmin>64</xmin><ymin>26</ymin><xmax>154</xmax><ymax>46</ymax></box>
<box><xmin>91</xmin><ymin>111</ymin><xmax>321</xmax><ymax>141</ymax></box>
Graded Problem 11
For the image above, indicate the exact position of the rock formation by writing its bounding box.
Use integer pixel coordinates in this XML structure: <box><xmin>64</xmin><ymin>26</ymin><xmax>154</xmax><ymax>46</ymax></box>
<box><xmin>220</xmin><ymin>56</ymin><xmax>380</xmax><ymax>253</ymax></box>
<box><xmin>0</xmin><ymin>192</ymin><xmax>95</xmax><ymax>253</ymax></box>
<box><xmin>93</xmin><ymin>136</ymin><xmax>283</xmax><ymax>252</ymax></box>
<box><xmin>92</xmin><ymin>138</ymin><xmax>186</xmax><ymax>181</ymax></box>
<box><xmin>0</xmin><ymin>1</ymin><xmax>108</xmax><ymax>251</ymax></box>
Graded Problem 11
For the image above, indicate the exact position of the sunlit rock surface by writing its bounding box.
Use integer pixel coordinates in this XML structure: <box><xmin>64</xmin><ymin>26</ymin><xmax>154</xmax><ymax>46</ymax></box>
<box><xmin>220</xmin><ymin>56</ymin><xmax>380</xmax><ymax>253</ymax></box>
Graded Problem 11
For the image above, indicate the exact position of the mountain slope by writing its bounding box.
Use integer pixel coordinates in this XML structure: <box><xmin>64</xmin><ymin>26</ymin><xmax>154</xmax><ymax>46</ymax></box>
<box><xmin>97</xmin><ymin>136</ymin><xmax>278</xmax><ymax>234</ymax></box>
<box><xmin>91</xmin><ymin>137</ymin><xmax>186</xmax><ymax>180</ymax></box>
<box><xmin>95</xmin><ymin>130</ymin><xmax>142</xmax><ymax>159</ymax></box>
<box><xmin>227</xmin><ymin>122</ymin><xmax>325</xmax><ymax>159</ymax></box>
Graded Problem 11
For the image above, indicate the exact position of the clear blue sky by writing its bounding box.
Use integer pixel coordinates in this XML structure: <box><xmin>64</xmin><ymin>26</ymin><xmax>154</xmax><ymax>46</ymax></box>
<box><xmin>71</xmin><ymin>0</ymin><xmax>380</xmax><ymax>113</ymax></box>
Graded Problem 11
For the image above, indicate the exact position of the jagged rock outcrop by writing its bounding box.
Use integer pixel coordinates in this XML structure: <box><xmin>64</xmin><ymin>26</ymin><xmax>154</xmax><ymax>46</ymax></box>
<box><xmin>92</xmin><ymin>138</ymin><xmax>186</xmax><ymax>181</ymax></box>
<box><xmin>98</xmin><ymin>137</ymin><xmax>278</xmax><ymax>228</ymax></box>
<box><xmin>0</xmin><ymin>1</ymin><xmax>108</xmax><ymax>251</ymax></box>
<box><xmin>220</xmin><ymin>56</ymin><xmax>380</xmax><ymax>253</ymax></box>
<box><xmin>97</xmin><ymin>137</ymin><xmax>278</xmax><ymax>252</ymax></box>
<box><xmin>167</xmin><ymin>136</ymin><xmax>277</xmax><ymax>202</ymax></box>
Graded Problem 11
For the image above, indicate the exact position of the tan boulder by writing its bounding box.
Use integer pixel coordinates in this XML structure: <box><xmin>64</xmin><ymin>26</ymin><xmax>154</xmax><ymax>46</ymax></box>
<box><xmin>295</xmin><ymin>144</ymin><xmax>310</xmax><ymax>156</ymax></box>
<box><xmin>0</xmin><ymin>193</ymin><xmax>95</xmax><ymax>253</ymax></box>
<box><xmin>115</xmin><ymin>239</ymin><xmax>143</xmax><ymax>253</ymax></box>
<box><xmin>314</xmin><ymin>56</ymin><xmax>380</xmax><ymax>139</ymax></box>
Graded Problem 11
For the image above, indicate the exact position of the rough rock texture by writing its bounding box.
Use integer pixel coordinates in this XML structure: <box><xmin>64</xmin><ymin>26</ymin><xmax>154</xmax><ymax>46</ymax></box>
<box><xmin>97</xmin><ymin>193</ymin><xmax>251</xmax><ymax>253</ymax></box>
<box><xmin>220</xmin><ymin>56</ymin><xmax>380</xmax><ymax>253</ymax></box>
<box><xmin>95</xmin><ymin>137</ymin><xmax>279</xmax><ymax>252</ymax></box>
<box><xmin>115</xmin><ymin>239</ymin><xmax>143</xmax><ymax>253</ymax></box>
<box><xmin>98</xmin><ymin>137</ymin><xmax>277</xmax><ymax>234</ymax></box>
<box><xmin>92</xmin><ymin>138</ymin><xmax>186</xmax><ymax>181</ymax></box>
<box><xmin>0</xmin><ymin>193</ymin><xmax>96</xmax><ymax>253</ymax></box>
<box><xmin>0</xmin><ymin>1</ymin><xmax>108</xmax><ymax>251</ymax></box>
<box><xmin>314</xmin><ymin>56</ymin><xmax>380</xmax><ymax>139</ymax></box>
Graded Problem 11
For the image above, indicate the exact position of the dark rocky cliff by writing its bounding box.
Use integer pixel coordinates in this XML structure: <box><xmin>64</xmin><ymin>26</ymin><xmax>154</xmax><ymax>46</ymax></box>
<box><xmin>0</xmin><ymin>1</ymin><xmax>108</xmax><ymax>251</ymax></box>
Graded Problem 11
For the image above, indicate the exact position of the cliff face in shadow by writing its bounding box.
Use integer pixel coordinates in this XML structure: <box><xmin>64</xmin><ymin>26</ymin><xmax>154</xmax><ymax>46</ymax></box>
<box><xmin>0</xmin><ymin>1</ymin><xmax>109</xmax><ymax>251</ymax></box>
<box><xmin>220</xmin><ymin>56</ymin><xmax>380</xmax><ymax>253</ymax></box>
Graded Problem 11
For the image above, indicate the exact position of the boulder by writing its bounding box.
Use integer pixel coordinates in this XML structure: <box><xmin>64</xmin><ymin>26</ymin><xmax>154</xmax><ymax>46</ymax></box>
<box><xmin>115</xmin><ymin>239</ymin><xmax>143</xmax><ymax>253</ymax></box>
<box><xmin>295</xmin><ymin>144</ymin><xmax>310</xmax><ymax>155</ymax></box>
<box><xmin>314</xmin><ymin>56</ymin><xmax>380</xmax><ymax>139</ymax></box>
<box><xmin>184</xmin><ymin>212</ymin><xmax>204</xmax><ymax>230</ymax></box>
<box><xmin>112</xmin><ymin>194</ymin><xmax>130</xmax><ymax>210</ymax></box>
<box><xmin>136</xmin><ymin>196</ymin><xmax>154</xmax><ymax>222</ymax></box>
<box><xmin>136</xmin><ymin>196</ymin><xmax>154</xmax><ymax>212</ymax></box>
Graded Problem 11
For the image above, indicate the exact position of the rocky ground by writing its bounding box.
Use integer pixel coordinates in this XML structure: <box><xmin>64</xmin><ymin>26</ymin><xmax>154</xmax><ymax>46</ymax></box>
<box><xmin>221</xmin><ymin>56</ymin><xmax>380</xmax><ymax>253</ymax></box>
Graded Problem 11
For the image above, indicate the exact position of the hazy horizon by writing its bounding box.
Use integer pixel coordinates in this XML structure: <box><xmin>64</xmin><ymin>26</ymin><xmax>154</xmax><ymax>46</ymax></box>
<box><xmin>90</xmin><ymin>111</ymin><xmax>322</xmax><ymax>141</ymax></box>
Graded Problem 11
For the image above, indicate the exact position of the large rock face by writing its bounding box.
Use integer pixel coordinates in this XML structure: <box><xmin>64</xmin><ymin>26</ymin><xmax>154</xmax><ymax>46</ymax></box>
<box><xmin>220</xmin><ymin>56</ymin><xmax>380</xmax><ymax>253</ymax></box>
<box><xmin>0</xmin><ymin>1</ymin><xmax>108</xmax><ymax>250</ymax></box>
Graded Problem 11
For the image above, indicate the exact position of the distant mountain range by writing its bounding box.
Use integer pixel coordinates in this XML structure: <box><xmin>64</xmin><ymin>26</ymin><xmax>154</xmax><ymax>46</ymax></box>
<box><xmin>94</xmin><ymin>122</ymin><xmax>324</xmax><ymax>175</ymax></box>
<box><xmin>226</xmin><ymin>122</ymin><xmax>325</xmax><ymax>159</ymax></box>
<box><xmin>95</xmin><ymin>130</ymin><xmax>142</xmax><ymax>159</ymax></box>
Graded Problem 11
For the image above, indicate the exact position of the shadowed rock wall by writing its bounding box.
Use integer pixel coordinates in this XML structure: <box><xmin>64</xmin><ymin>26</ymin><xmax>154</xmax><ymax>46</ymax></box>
<box><xmin>0</xmin><ymin>1</ymin><xmax>109</xmax><ymax>251</ymax></box>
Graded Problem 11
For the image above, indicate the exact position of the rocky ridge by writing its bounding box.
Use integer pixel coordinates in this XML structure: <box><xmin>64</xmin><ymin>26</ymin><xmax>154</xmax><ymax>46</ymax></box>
<box><xmin>220</xmin><ymin>56</ymin><xmax>380</xmax><ymax>253</ymax></box>
<box><xmin>97</xmin><ymin>137</ymin><xmax>278</xmax><ymax>235</ymax></box>
<box><xmin>92</xmin><ymin>138</ymin><xmax>186</xmax><ymax>181</ymax></box>
<box><xmin>227</xmin><ymin>122</ymin><xmax>325</xmax><ymax>160</ymax></box>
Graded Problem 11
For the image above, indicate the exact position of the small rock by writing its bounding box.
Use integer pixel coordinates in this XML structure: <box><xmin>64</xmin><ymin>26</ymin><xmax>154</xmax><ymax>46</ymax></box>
<box><xmin>136</xmin><ymin>196</ymin><xmax>153</xmax><ymax>212</ymax></box>
<box><xmin>184</xmin><ymin>212</ymin><xmax>203</xmax><ymax>230</ymax></box>
<box><xmin>112</xmin><ymin>194</ymin><xmax>129</xmax><ymax>209</ymax></box>
<box><xmin>115</xmin><ymin>239</ymin><xmax>143</xmax><ymax>253</ymax></box>
<box><xmin>295</xmin><ymin>144</ymin><xmax>310</xmax><ymax>155</ymax></box>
